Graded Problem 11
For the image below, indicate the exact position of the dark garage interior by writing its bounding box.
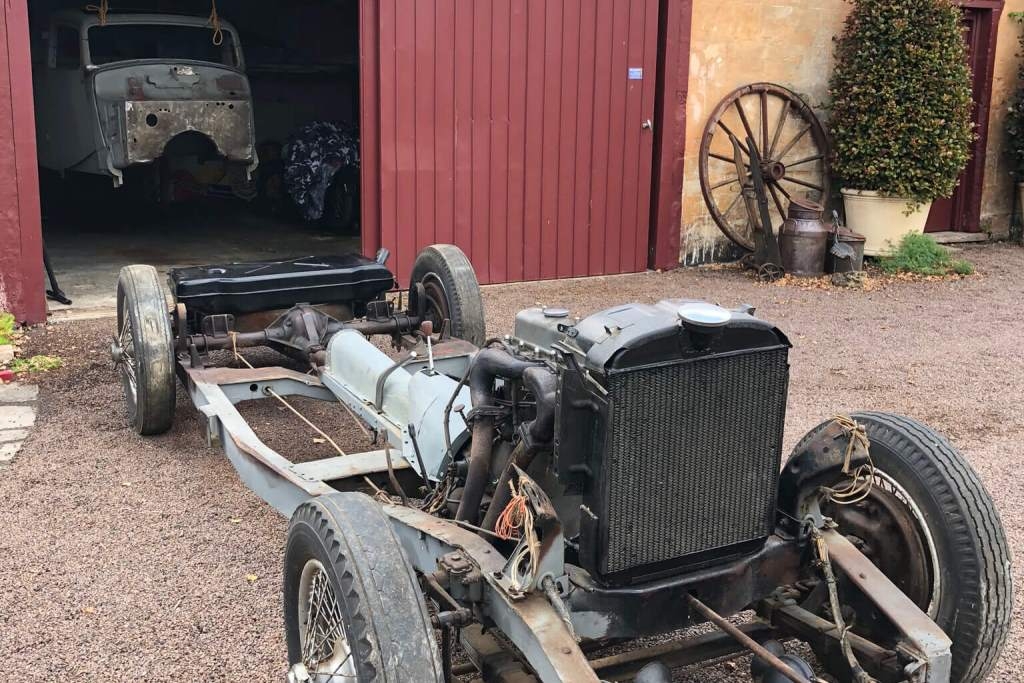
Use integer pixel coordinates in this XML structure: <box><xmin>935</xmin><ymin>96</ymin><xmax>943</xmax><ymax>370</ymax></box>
<box><xmin>27</xmin><ymin>0</ymin><xmax>362</xmax><ymax>316</ymax></box>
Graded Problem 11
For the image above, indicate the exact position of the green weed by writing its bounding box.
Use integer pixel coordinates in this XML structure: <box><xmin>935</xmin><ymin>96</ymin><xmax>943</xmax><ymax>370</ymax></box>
<box><xmin>879</xmin><ymin>234</ymin><xmax>974</xmax><ymax>277</ymax></box>
<box><xmin>9</xmin><ymin>355</ymin><xmax>63</xmax><ymax>374</ymax></box>
<box><xmin>0</xmin><ymin>312</ymin><xmax>14</xmax><ymax>346</ymax></box>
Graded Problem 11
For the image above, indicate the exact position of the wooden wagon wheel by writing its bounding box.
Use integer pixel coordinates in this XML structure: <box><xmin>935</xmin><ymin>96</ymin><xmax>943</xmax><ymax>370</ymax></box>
<box><xmin>699</xmin><ymin>83</ymin><xmax>830</xmax><ymax>252</ymax></box>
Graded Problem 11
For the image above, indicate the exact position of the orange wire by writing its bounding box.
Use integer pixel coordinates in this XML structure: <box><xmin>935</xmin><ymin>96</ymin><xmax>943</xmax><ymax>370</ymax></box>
<box><xmin>495</xmin><ymin>485</ymin><xmax>528</xmax><ymax>541</ymax></box>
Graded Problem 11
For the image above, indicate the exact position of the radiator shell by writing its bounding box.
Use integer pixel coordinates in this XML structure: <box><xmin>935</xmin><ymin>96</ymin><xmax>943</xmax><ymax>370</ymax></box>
<box><xmin>555</xmin><ymin>301</ymin><xmax>791</xmax><ymax>585</ymax></box>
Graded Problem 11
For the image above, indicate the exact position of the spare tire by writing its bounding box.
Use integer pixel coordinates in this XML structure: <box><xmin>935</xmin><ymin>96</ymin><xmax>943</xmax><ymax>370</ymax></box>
<box><xmin>410</xmin><ymin>244</ymin><xmax>486</xmax><ymax>346</ymax></box>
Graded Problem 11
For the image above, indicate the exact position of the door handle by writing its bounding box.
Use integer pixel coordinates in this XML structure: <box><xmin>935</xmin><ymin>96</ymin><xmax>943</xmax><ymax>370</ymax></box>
<box><xmin>641</xmin><ymin>119</ymin><xmax>653</xmax><ymax>132</ymax></box>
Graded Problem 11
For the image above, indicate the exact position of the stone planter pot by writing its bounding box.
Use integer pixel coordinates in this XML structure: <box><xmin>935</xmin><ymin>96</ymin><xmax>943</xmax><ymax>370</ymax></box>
<box><xmin>841</xmin><ymin>189</ymin><xmax>932</xmax><ymax>256</ymax></box>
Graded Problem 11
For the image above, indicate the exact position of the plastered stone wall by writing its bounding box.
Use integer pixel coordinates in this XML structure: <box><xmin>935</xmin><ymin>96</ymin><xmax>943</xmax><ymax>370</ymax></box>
<box><xmin>980</xmin><ymin>2</ymin><xmax>1024</xmax><ymax>239</ymax></box>
<box><xmin>681</xmin><ymin>0</ymin><xmax>849</xmax><ymax>264</ymax></box>
<box><xmin>681</xmin><ymin>0</ymin><xmax>1023</xmax><ymax>261</ymax></box>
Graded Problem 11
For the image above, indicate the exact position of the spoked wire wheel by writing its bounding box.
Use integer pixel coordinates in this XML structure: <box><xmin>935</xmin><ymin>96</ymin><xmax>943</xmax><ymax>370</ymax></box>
<box><xmin>113</xmin><ymin>265</ymin><xmax>176</xmax><ymax>435</ymax></box>
<box><xmin>699</xmin><ymin>83</ymin><xmax>830</xmax><ymax>251</ymax></box>
<box><xmin>285</xmin><ymin>494</ymin><xmax>445</xmax><ymax>682</ymax></box>
<box><xmin>113</xmin><ymin>312</ymin><xmax>137</xmax><ymax>406</ymax></box>
<box><xmin>294</xmin><ymin>559</ymin><xmax>357</xmax><ymax>682</ymax></box>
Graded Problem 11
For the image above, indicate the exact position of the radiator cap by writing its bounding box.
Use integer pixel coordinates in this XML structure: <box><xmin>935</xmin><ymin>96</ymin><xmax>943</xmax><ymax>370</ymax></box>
<box><xmin>677</xmin><ymin>302</ymin><xmax>732</xmax><ymax>329</ymax></box>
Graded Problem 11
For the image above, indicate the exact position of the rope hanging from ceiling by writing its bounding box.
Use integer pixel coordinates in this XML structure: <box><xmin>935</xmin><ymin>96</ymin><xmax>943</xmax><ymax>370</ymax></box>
<box><xmin>85</xmin><ymin>0</ymin><xmax>109</xmax><ymax>26</ymax></box>
<box><xmin>208</xmin><ymin>0</ymin><xmax>224</xmax><ymax>46</ymax></box>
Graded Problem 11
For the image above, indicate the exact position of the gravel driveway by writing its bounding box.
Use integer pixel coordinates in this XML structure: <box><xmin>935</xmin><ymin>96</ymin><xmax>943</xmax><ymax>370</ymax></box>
<box><xmin>1</xmin><ymin>244</ymin><xmax>1021</xmax><ymax>682</ymax></box>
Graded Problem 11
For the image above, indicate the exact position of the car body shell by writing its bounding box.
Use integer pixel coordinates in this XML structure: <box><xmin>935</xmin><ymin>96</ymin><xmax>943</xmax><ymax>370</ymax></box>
<box><xmin>33</xmin><ymin>10</ymin><xmax>257</xmax><ymax>186</ymax></box>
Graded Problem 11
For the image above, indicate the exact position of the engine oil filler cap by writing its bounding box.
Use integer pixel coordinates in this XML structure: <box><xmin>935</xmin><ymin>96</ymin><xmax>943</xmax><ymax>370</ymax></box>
<box><xmin>677</xmin><ymin>302</ymin><xmax>732</xmax><ymax>329</ymax></box>
<box><xmin>543</xmin><ymin>307</ymin><xmax>570</xmax><ymax>318</ymax></box>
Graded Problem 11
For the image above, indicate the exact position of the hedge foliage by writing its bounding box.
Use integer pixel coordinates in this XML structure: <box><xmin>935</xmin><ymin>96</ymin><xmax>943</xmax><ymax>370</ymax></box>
<box><xmin>829</xmin><ymin>0</ymin><xmax>974</xmax><ymax>205</ymax></box>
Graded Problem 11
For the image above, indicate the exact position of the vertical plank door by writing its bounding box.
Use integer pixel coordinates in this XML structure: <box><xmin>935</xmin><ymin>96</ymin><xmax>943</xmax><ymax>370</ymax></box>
<box><xmin>369</xmin><ymin>0</ymin><xmax>660</xmax><ymax>284</ymax></box>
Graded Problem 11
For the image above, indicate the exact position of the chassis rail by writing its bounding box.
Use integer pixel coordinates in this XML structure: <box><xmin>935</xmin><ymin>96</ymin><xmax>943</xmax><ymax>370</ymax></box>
<box><xmin>180</xmin><ymin>357</ymin><xmax>953</xmax><ymax>683</ymax></box>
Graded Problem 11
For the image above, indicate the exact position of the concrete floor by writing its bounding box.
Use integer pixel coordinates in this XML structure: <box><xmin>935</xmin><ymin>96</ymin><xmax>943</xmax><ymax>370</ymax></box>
<box><xmin>44</xmin><ymin>199</ymin><xmax>359</xmax><ymax>320</ymax></box>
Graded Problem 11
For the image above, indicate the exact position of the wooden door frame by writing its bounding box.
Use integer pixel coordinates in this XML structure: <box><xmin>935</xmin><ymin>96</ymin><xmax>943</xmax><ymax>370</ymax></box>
<box><xmin>952</xmin><ymin>0</ymin><xmax>1005</xmax><ymax>232</ymax></box>
<box><xmin>0</xmin><ymin>0</ymin><xmax>45</xmax><ymax>324</ymax></box>
<box><xmin>648</xmin><ymin>0</ymin><xmax>694</xmax><ymax>270</ymax></box>
<box><xmin>358</xmin><ymin>0</ymin><xmax>381</xmax><ymax>260</ymax></box>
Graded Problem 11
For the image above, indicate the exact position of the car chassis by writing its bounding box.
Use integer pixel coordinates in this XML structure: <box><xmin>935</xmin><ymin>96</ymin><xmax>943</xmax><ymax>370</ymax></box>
<box><xmin>112</xmin><ymin>246</ymin><xmax>1009</xmax><ymax>683</ymax></box>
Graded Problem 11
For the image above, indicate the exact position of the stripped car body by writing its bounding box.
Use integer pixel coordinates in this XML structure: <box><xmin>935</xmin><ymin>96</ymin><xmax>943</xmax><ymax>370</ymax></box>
<box><xmin>112</xmin><ymin>246</ymin><xmax>1010</xmax><ymax>683</ymax></box>
<box><xmin>33</xmin><ymin>10</ymin><xmax>256</xmax><ymax>186</ymax></box>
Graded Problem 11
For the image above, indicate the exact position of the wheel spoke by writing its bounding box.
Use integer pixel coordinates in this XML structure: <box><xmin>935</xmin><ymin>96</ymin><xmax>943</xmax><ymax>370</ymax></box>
<box><xmin>117</xmin><ymin>315</ymin><xmax>138</xmax><ymax>394</ymax></box>
<box><xmin>760</xmin><ymin>90</ymin><xmax>769</xmax><ymax>155</ymax></box>
<box><xmin>323</xmin><ymin>652</ymin><xmax>357</xmax><ymax>680</ymax></box>
<box><xmin>774</xmin><ymin>125</ymin><xmax>812</xmax><ymax>162</ymax></box>
<box><xmin>774</xmin><ymin>182</ymin><xmax>792</xmax><ymax>200</ymax></box>
<box><xmin>709</xmin><ymin>151</ymin><xmax>748</xmax><ymax>167</ymax></box>
<box><xmin>299</xmin><ymin>561</ymin><xmax>356</xmax><ymax>681</ymax></box>
<box><xmin>721</xmin><ymin>191</ymin><xmax>744</xmax><ymax>218</ymax></box>
<box><xmin>733</xmin><ymin>99</ymin><xmax>759</xmax><ymax>156</ymax></box>
<box><xmin>710</xmin><ymin>176</ymin><xmax>742</xmax><ymax>191</ymax></box>
<box><xmin>715</xmin><ymin>121</ymin><xmax>750</xmax><ymax>157</ymax></box>
<box><xmin>767</xmin><ymin>99</ymin><xmax>791</xmax><ymax>160</ymax></box>
<box><xmin>768</xmin><ymin>183</ymin><xmax>788</xmax><ymax>218</ymax></box>
<box><xmin>780</xmin><ymin>175</ymin><xmax>824</xmax><ymax>192</ymax></box>
<box><xmin>786</xmin><ymin>154</ymin><xmax>824</xmax><ymax>169</ymax></box>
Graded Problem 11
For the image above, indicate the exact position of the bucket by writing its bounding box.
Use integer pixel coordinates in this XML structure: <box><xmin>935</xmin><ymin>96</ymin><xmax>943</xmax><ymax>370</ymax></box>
<box><xmin>826</xmin><ymin>229</ymin><xmax>866</xmax><ymax>274</ymax></box>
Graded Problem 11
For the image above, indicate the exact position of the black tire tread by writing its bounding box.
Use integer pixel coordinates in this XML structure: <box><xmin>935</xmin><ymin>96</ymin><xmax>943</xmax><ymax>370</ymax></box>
<box><xmin>852</xmin><ymin>412</ymin><xmax>1011</xmax><ymax>683</ymax></box>
<box><xmin>410</xmin><ymin>244</ymin><xmax>486</xmax><ymax>346</ymax></box>
<box><xmin>790</xmin><ymin>412</ymin><xmax>1011</xmax><ymax>683</ymax></box>
<box><xmin>117</xmin><ymin>264</ymin><xmax>175</xmax><ymax>435</ymax></box>
<box><xmin>286</xmin><ymin>494</ymin><xmax>442</xmax><ymax>682</ymax></box>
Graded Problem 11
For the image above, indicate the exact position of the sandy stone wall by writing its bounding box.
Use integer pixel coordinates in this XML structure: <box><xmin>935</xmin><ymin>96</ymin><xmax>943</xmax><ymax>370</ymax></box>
<box><xmin>982</xmin><ymin>1</ymin><xmax>1024</xmax><ymax>238</ymax></box>
<box><xmin>680</xmin><ymin>0</ymin><xmax>1023</xmax><ymax>262</ymax></box>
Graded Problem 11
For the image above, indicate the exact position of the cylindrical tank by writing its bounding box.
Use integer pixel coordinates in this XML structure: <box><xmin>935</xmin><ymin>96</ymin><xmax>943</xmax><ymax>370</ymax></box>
<box><xmin>826</xmin><ymin>228</ymin><xmax>866</xmax><ymax>274</ymax></box>
<box><xmin>779</xmin><ymin>198</ymin><xmax>828</xmax><ymax>277</ymax></box>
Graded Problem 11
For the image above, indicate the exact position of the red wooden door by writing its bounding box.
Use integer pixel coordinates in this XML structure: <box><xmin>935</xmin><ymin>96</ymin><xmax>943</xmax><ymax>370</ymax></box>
<box><xmin>367</xmin><ymin>0</ymin><xmax>660</xmax><ymax>284</ymax></box>
<box><xmin>924</xmin><ymin>6</ymin><xmax>990</xmax><ymax>233</ymax></box>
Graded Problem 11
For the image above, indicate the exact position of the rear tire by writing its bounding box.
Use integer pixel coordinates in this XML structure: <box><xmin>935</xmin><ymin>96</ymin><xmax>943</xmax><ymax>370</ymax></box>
<box><xmin>115</xmin><ymin>265</ymin><xmax>176</xmax><ymax>435</ymax></box>
<box><xmin>284</xmin><ymin>493</ymin><xmax>443</xmax><ymax>683</ymax></box>
<box><xmin>791</xmin><ymin>412</ymin><xmax>1011</xmax><ymax>683</ymax></box>
<box><xmin>410</xmin><ymin>244</ymin><xmax>486</xmax><ymax>346</ymax></box>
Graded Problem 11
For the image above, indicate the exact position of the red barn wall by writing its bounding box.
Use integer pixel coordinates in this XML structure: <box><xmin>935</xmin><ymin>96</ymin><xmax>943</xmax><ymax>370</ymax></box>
<box><xmin>0</xmin><ymin>0</ymin><xmax>45</xmax><ymax>324</ymax></box>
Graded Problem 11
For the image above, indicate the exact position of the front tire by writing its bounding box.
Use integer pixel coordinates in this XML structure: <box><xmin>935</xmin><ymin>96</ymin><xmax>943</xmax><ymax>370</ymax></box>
<box><xmin>792</xmin><ymin>412</ymin><xmax>1011</xmax><ymax>683</ymax></box>
<box><xmin>284</xmin><ymin>493</ymin><xmax>443</xmax><ymax>683</ymax></box>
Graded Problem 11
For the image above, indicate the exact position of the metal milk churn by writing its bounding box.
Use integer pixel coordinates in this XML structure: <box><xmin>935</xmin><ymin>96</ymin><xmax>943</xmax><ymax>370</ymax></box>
<box><xmin>779</xmin><ymin>198</ymin><xmax>828</xmax><ymax>277</ymax></box>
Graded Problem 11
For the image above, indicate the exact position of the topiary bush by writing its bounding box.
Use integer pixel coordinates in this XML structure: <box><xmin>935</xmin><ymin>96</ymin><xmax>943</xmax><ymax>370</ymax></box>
<box><xmin>829</xmin><ymin>0</ymin><xmax>974</xmax><ymax>207</ymax></box>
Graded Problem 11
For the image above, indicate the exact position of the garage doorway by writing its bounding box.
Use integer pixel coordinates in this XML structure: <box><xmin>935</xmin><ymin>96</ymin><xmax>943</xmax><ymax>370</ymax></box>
<box><xmin>27</xmin><ymin>0</ymin><xmax>363</xmax><ymax>316</ymax></box>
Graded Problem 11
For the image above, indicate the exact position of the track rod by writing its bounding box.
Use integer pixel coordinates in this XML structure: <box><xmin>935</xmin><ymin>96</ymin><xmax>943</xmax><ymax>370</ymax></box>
<box><xmin>687</xmin><ymin>594</ymin><xmax>816</xmax><ymax>683</ymax></box>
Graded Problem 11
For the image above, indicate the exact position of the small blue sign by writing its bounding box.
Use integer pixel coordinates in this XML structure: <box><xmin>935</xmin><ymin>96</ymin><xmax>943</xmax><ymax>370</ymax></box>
<box><xmin>628</xmin><ymin>67</ymin><xmax>643</xmax><ymax>80</ymax></box>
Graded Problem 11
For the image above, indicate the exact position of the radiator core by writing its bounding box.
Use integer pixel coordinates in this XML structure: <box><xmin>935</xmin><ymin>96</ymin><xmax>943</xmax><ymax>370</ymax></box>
<box><xmin>599</xmin><ymin>347</ymin><xmax>790</xmax><ymax>577</ymax></box>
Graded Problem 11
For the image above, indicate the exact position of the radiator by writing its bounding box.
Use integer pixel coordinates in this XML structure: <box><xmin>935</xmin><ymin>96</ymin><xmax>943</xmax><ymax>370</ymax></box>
<box><xmin>599</xmin><ymin>347</ymin><xmax>790</xmax><ymax>578</ymax></box>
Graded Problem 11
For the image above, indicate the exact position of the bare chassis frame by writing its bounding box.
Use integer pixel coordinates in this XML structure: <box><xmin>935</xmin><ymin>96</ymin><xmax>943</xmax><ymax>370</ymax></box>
<box><xmin>179</xmin><ymin>353</ymin><xmax>952</xmax><ymax>683</ymax></box>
